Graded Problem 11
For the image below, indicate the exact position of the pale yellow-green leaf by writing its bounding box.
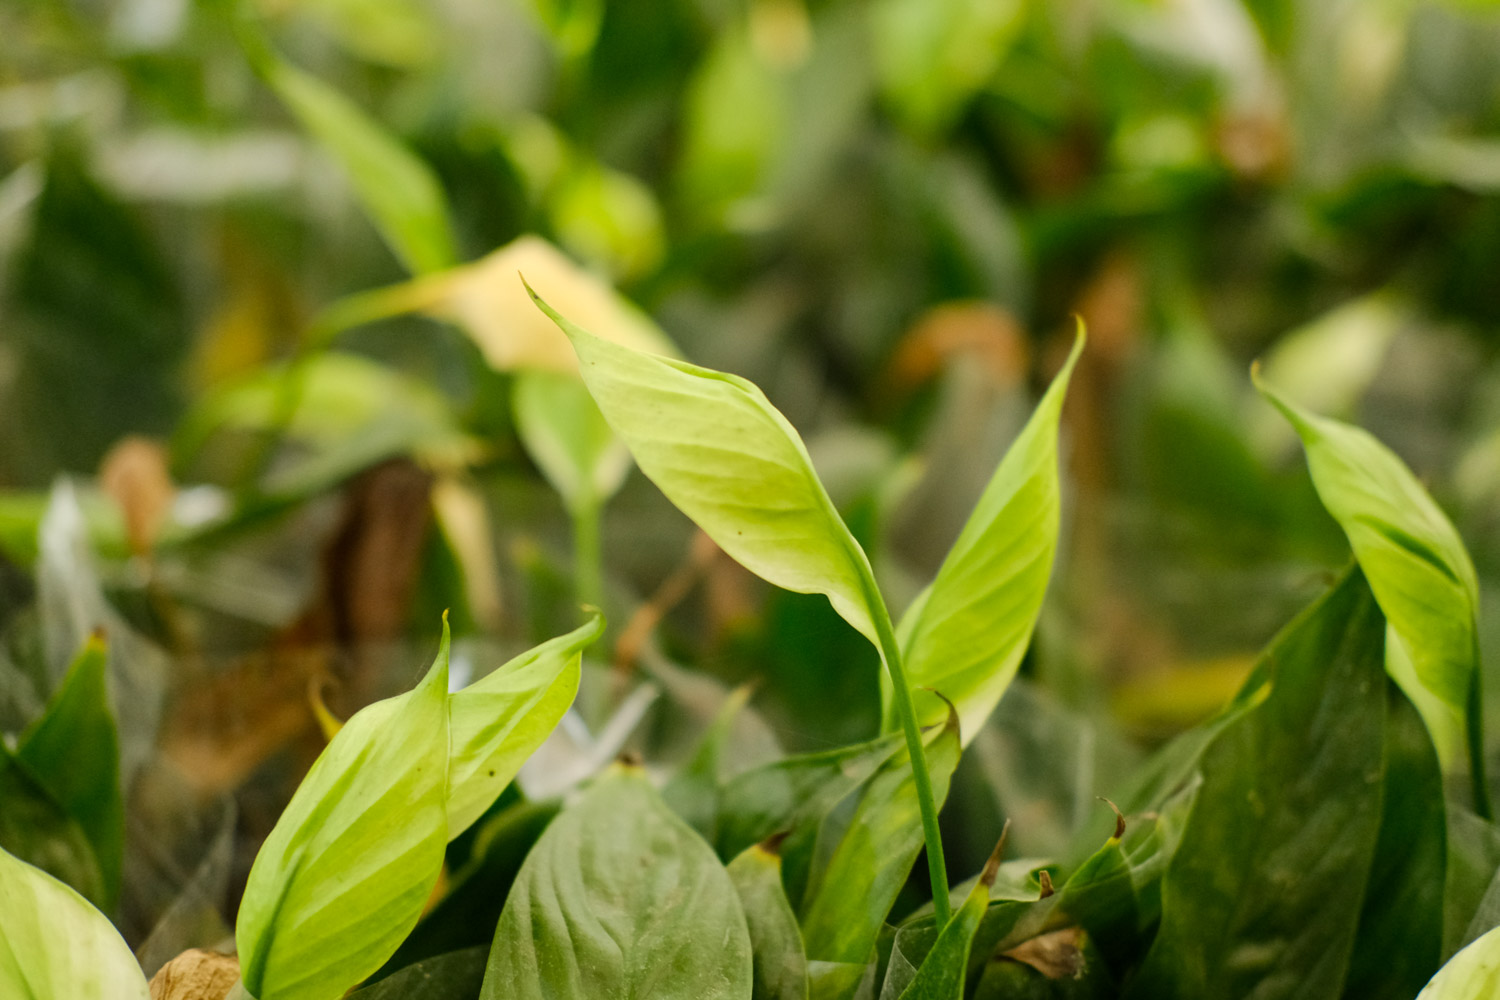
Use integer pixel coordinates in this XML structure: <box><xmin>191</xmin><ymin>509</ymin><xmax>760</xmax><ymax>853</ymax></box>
<box><xmin>446</xmin><ymin>613</ymin><xmax>603</xmax><ymax>838</ymax></box>
<box><xmin>511</xmin><ymin>372</ymin><xmax>630</xmax><ymax>515</ymax></box>
<box><xmin>235</xmin><ymin>627</ymin><xmax>450</xmax><ymax>1000</ymax></box>
<box><xmin>1255</xmin><ymin>374</ymin><xmax>1479</xmax><ymax>767</ymax></box>
<box><xmin>886</xmin><ymin>328</ymin><xmax>1082</xmax><ymax>740</ymax></box>
<box><xmin>529</xmin><ymin>285</ymin><xmax>881</xmax><ymax>645</ymax></box>
<box><xmin>0</xmin><ymin>845</ymin><xmax>150</xmax><ymax>1000</ymax></box>
<box><xmin>1418</xmin><ymin>922</ymin><xmax>1500</xmax><ymax>997</ymax></box>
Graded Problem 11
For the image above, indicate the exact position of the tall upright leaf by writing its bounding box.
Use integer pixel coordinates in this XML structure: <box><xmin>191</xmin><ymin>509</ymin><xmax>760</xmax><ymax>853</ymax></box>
<box><xmin>13</xmin><ymin>633</ymin><xmax>122</xmax><ymax>912</ymax></box>
<box><xmin>445</xmin><ymin>612</ymin><xmax>601</xmax><ymax>838</ymax></box>
<box><xmin>0</xmin><ymin>846</ymin><xmax>150</xmax><ymax>1000</ymax></box>
<box><xmin>1256</xmin><ymin>374</ymin><xmax>1483</xmax><ymax>795</ymax></box>
<box><xmin>245</xmin><ymin>40</ymin><xmax>456</xmax><ymax>274</ymax></box>
<box><xmin>234</xmin><ymin>629</ymin><xmax>451</xmax><ymax>1000</ymax></box>
<box><xmin>888</xmin><ymin>329</ymin><xmax>1082</xmax><ymax>738</ymax></box>
<box><xmin>1128</xmin><ymin>569</ymin><xmax>1388</xmax><ymax>1000</ymax></box>
<box><xmin>481</xmin><ymin>764</ymin><xmax>754</xmax><ymax>1000</ymax></box>
<box><xmin>527</xmin><ymin>284</ymin><xmax>881</xmax><ymax>645</ymax></box>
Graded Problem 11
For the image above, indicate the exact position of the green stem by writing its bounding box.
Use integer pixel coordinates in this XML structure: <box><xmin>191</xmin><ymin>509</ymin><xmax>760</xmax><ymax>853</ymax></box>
<box><xmin>860</xmin><ymin>569</ymin><xmax>952</xmax><ymax>927</ymax></box>
<box><xmin>571</xmin><ymin>500</ymin><xmax>603</xmax><ymax>611</ymax></box>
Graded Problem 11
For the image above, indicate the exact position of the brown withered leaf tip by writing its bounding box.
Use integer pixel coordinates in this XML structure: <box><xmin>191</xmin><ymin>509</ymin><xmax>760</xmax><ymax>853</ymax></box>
<box><xmin>1099</xmin><ymin>797</ymin><xmax>1126</xmax><ymax>840</ymax></box>
<box><xmin>981</xmin><ymin>819</ymin><xmax>1012</xmax><ymax>889</ymax></box>
<box><xmin>617</xmin><ymin>750</ymin><xmax>644</xmax><ymax>768</ymax></box>
<box><xmin>759</xmin><ymin>830</ymin><xmax>792</xmax><ymax>856</ymax></box>
<box><xmin>1037</xmin><ymin>870</ymin><xmax>1055</xmax><ymax>899</ymax></box>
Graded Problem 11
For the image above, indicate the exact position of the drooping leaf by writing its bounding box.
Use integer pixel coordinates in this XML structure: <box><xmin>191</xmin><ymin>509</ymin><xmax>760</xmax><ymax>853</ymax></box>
<box><xmin>728</xmin><ymin>840</ymin><xmax>810</xmax><ymax>1000</ymax></box>
<box><xmin>480</xmin><ymin>764</ymin><xmax>754</xmax><ymax>1000</ymax></box>
<box><xmin>529</xmin><ymin>284</ymin><xmax>883</xmax><ymax>646</ymax></box>
<box><xmin>234</xmin><ymin>626</ymin><xmax>451</xmax><ymax>1000</ymax></box>
<box><xmin>249</xmin><ymin>46</ymin><xmax>456</xmax><ymax>274</ymax></box>
<box><xmin>1417</xmin><ymin>924</ymin><xmax>1500</xmax><ymax>998</ymax></box>
<box><xmin>799</xmin><ymin>711</ymin><xmax>961</xmax><ymax>991</ymax></box>
<box><xmin>13</xmin><ymin>632</ymin><xmax>123</xmax><ymax>912</ymax></box>
<box><xmin>0</xmin><ymin>845</ymin><xmax>150</xmax><ymax>999</ymax></box>
<box><xmin>446</xmin><ymin>612</ymin><xmax>601</xmax><ymax>838</ymax></box>
<box><xmin>888</xmin><ymin>327</ymin><xmax>1080</xmax><ymax>738</ymax></box>
<box><xmin>1128</xmin><ymin>569</ymin><xmax>1388</xmax><ymax>1000</ymax></box>
<box><xmin>1256</xmin><ymin>375</ymin><xmax>1481</xmax><ymax>780</ymax></box>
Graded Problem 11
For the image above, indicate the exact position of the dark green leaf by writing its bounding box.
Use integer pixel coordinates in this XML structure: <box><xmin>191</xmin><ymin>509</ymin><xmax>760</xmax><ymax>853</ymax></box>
<box><xmin>0</xmin><ymin>750</ymin><xmax>103</xmax><ymax>906</ymax></box>
<box><xmin>480</xmin><ymin>764</ymin><xmax>753</xmax><ymax>1000</ymax></box>
<box><xmin>350</xmin><ymin>947</ymin><xmax>487</xmax><ymax>1000</ymax></box>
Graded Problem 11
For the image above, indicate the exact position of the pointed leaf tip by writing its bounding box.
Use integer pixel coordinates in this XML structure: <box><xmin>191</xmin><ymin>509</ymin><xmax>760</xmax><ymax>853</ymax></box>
<box><xmin>981</xmin><ymin>819</ymin><xmax>1012</xmax><ymax>889</ymax></box>
<box><xmin>1099</xmin><ymin>797</ymin><xmax>1126</xmax><ymax>841</ymax></box>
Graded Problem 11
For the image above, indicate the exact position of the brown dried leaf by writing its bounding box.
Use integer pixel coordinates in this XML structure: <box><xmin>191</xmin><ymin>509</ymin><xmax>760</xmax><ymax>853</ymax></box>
<box><xmin>1001</xmin><ymin>927</ymin><xmax>1086</xmax><ymax>980</ymax></box>
<box><xmin>100</xmin><ymin>436</ymin><xmax>176</xmax><ymax>557</ymax></box>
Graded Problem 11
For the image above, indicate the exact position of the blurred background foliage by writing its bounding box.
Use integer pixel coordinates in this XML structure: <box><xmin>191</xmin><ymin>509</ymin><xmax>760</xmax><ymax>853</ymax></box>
<box><xmin>6</xmin><ymin>0</ymin><xmax>1500</xmax><ymax>931</ymax></box>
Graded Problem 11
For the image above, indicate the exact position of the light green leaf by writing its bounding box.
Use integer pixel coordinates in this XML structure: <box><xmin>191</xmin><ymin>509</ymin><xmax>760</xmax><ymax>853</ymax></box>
<box><xmin>1419</xmin><ymin>924</ymin><xmax>1500</xmax><ymax>998</ymax></box>
<box><xmin>254</xmin><ymin>52</ymin><xmax>456</xmax><ymax>274</ymax></box>
<box><xmin>887</xmin><ymin>848</ymin><xmax>1001</xmax><ymax>1000</ymax></box>
<box><xmin>14</xmin><ymin>632</ymin><xmax>122</xmax><ymax>911</ymax></box>
<box><xmin>446</xmin><ymin>613</ymin><xmax>601</xmax><ymax>838</ymax></box>
<box><xmin>0</xmin><ymin>845</ymin><xmax>150</xmax><ymax>1000</ymax></box>
<box><xmin>512</xmin><ymin>371</ymin><xmax>630</xmax><ymax>516</ymax></box>
<box><xmin>888</xmin><ymin>328</ymin><xmax>1082</xmax><ymax>740</ymax></box>
<box><xmin>1255</xmin><ymin>373</ymin><xmax>1480</xmax><ymax>777</ymax></box>
<box><xmin>480</xmin><ymin>764</ymin><xmax>754</xmax><ymax>1000</ymax></box>
<box><xmin>528</xmin><ymin>284</ymin><xmax>881</xmax><ymax>646</ymax></box>
<box><xmin>800</xmin><ymin>712</ymin><xmax>961</xmax><ymax>984</ymax></box>
<box><xmin>728</xmin><ymin>840</ymin><xmax>810</xmax><ymax>1000</ymax></box>
<box><xmin>235</xmin><ymin>626</ymin><xmax>451</xmax><ymax>1000</ymax></box>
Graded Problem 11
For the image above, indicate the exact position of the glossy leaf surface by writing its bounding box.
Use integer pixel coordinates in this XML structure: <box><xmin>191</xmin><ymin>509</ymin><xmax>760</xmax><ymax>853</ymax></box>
<box><xmin>481</xmin><ymin>765</ymin><xmax>753</xmax><ymax>1000</ymax></box>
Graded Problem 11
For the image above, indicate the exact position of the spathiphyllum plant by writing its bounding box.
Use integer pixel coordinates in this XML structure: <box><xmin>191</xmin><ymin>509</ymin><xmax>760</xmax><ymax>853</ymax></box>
<box><xmin>4</xmin><ymin>283</ymin><xmax>1500</xmax><ymax>1000</ymax></box>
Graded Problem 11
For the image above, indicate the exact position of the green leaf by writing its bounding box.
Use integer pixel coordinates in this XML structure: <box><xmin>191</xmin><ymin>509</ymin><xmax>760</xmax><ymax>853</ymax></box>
<box><xmin>251</xmin><ymin>49</ymin><xmax>456</xmax><ymax>274</ymax></box>
<box><xmin>1446</xmin><ymin>806</ymin><xmax>1500</xmax><ymax>959</ymax></box>
<box><xmin>528</xmin><ymin>285</ymin><xmax>882</xmax><ymax>646</ymax></box>
<box><xmin>0</xmin><ymin>750</ymin><xmax>103</xmax><ymax>906</ymax></box>
<box><xmin>350</xmin><ymin>947</ymin><xmax>488</xmax><ymax>1000</ymax></box>
<box><xmin>0</xmin><ymin>845</ymin><xmax>150</xmax><ymax>999</ymax></box>
<box><xmin>886</xmin><ymin>846</ymin><xmax>1004</xmax><ymax>1000</ymax></box>
<box><xmin>446</xmin><ymin>612</ymin><xmax>601</xmax><ymax>838</ymax></box>
<box><xmin>13</xmin><ymin>632</ymin><xmax>123</xmax><ymax>912</ymax></box>
<box><xmin>665</xmin><ymin>684</ymin><xmax>757</xmax><ymax>843</ymax></box>
<box><xmin>1418</xmin><ymin>924</ymin><xmax>1500</xmax><ymax>998</ymax></box>
<box><xmin>1128</xmin><ymin>569</ymin><xmax>1388</xmax><ymax>999</ymax></box>
<box><xmin>512</xmin><ymin>371</ymin><xmax>630</xmax><ymax>516</ymax></box>
<box><xmin>888</xmin><ymin>329</ymin><xmax>1082</xmax><ymax>739</ymax></box>
<box><xmin>1255</xmin><ymin>374</ymin><xmax>1481</xmax><ymax>779</ymax></box>
<box><xmin>728</xmin><ymin>840</ymin><xmax>810</xmax><ymax>1000</ymax></box>
<box><xmin>800</xmin><ymin>711</ymin><xmax>961</xmax><ymax>982</ymax></box>
<box><xmin>480</xmin><ymin>764</ymin><xmax>754</xmax><ymax>1000</ymax></box>
<box><xmin>234</xmin><ymin>626</ymin><xmax>451</xmax><ymax>1000</ymax></box>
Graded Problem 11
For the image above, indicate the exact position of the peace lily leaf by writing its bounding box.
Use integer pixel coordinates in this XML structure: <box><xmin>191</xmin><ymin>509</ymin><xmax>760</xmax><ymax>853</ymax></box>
<box><xmin>728</xmin><ymin>840</ymin><xmax>810</xmax><ymax>1000</ymax></box>
<box><xmin>715</xmin><ymin>732</ymin><xmax>905</xmax><ymax>907</ymax></box>
<box><xmin>0</xmin><ymin>845</ymin><xmax>150</xmax><ymax>999</ymax></box>
<box><xmin>800</xmin><ymin>710</ymin><xmax>961</xmax><ymax>987</ymax></box>
<box><xmin>0</xmin><ymin>748</ymin><xmax>103</xmax><ymax>904</ymax></box>
<box><xmin>446</xmin><ymin>612</ymin><xmax>601</xmax><ymax>838</ymax></box>
<box><xmin>885</xmin><ymin>842</ymin><xmax>1005</xmax><ymax>1000</ymax></box>
<box><xmin>512</xmin><ymin>371</ymin><xmax>630</xmax><ymax>516</ymax></box>
<box><xmin>888</xmin><ymin>328</ymin><xmax>1082</xmax><ymax>739</ymax></box>
<box><xmin>529</xmin><ymin>284</ymin><xmax>882</xmax><ymax>646</ymax></box>
<box><xmin>349</xmin><ymin>947</ymin><xmax>487</xmax><ymax>1000</ymax></box>
<box><xmin>665</xmin><ymin>684</ymin><xmax>757</xmax><ymax>843</ymax></box>
<box><xmin>1255</xmin><ymin>373</ymin><xmax>1481</xmax><ymax>779</ymax></box>
<box><xmin>480</xmin><ymin>764</ymin><xmax>754</xmax><ymax>1000</ymax></box>
<box><xmin>1446</xmin><ymin>807</ymin><xmax>1500</xmax><ymax>959</ymax></box>
<box><xmin>1418</xmin><ymin>924</ymin><xmax>1500</xmax><ymax>998</ymax></box>
<box><xmin>1054</xmin><ymin>819</ymin><xmax>1137</xmax><ymax>974</ymax></box>
<box><xmin>14</xmin><ymin>632</ymin><xmax>122</xmax><ymax>911</ymax></box>
<box><xmin>234</xmin><ymin>627</ymin><xmax>450</xmax><ymax>1000</ymax></box>
<box><xmin>1128</xmin><ymin>569</ymin><xmax>1388</xmax><ymax>1000</ymax></box>
<box><xmin>251</xmin><ymin>48</ymin><xmax>456</xmax><ymax>274</ymax></box>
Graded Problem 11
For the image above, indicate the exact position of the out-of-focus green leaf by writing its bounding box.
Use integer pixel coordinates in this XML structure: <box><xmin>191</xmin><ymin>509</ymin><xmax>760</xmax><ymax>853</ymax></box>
<box><xmin>13</xmin><ymin>632</ymin><xmax>122</xmax><ymax>912</ymax></box>
<box><xmin>1342</xmin><ymin>690</ymin><xmax>1446</xmax><ymax>1000</ymax></box>
<box><xmin>728</xmin><ymin>840</ymin><xmax>810</xmax><ymax>1000</ymax></box>
<box><xmin>799</xmin><ymin>711</ymin><xmax>960</xmax><ymax>991</ymax></box>
<box><xmin>888</xmin><ymin>328</ymin><xmax>1081</xmax><ymax>739</ymax></box>
<box><xmin>0</xmin><ymin>845</ymin><xmax>150</xmax><ymax>999</ymax></box>
<box><xmin>532</xmin><ymin>285</ymin><xmax>883</xmax><ymax>646</ymax></box>
<box><xmin>870</xmin><ymin>0</ymin><xmax>1025</xmax><ymax>135</ymax></box>
<box><xmin>1128</xmin><ymin>569</ymin><xmax>1388</xmax><ymax>999</ymax></box>
<box><xmin>446</xmin><ymin>613</ymin><xmax>600</xmax><ymax>838</ymax></box>
<box><xmin>548</xmin><ymin>160</ymin><xmax>665</xmax><ymax>280</ymax></box>
<box><xmin>665</xmin><ymin>684</ymin><xmax>757</xmax><ymax>843</ymax></box>
<box><xmin>480</xmin><ymin>765</ymin><xmax>753</xmax><ymax>1000</ymax></box>
<box><xmin>1417</xmin><ymin>924</ymin><xmax>1500</xmax><ymax>998</ymax></box>
<box><xmin>1256</xmin><ymin>375</ymin><xmax>1481</xmax><ymax>780</ymax></box>
<box><xmin>0</xmin><ymin>749</ymin><xmax>103</xmax><ymax>905</ymax></box>
<box><xmin>251</xmin><ymin>49</ymin><xmax>456</xmax><ymax>273</ymax></box>
<box><xmin>1446</xmin><ymin>807</ymin><xmax>1500</xmax><ymax>959</ymax></box>
<box><xmin>234</xmin><ymin>625</ymin><xmax>451</xmax><ymax>1000</ymax></box>
<box><xmin>511</xmin><ymin>372</ymin><xmax>629</xmax><ymax>516</ymax></box>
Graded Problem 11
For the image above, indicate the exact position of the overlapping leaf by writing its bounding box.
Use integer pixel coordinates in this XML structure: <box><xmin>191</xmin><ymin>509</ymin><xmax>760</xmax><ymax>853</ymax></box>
<box><xmin>728</xmin><ymin>840</ymin><xmax>810</xmax><ymax>1000</ymax></box>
